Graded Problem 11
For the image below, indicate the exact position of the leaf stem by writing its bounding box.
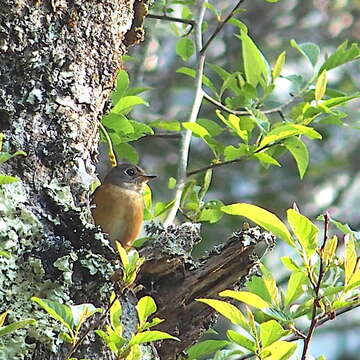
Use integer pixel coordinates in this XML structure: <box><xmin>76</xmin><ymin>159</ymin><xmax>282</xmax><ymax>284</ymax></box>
<box><xmin>99</xmin><ymin>122</ymin><xmax>117</xmax><ymax>167</ymax></box>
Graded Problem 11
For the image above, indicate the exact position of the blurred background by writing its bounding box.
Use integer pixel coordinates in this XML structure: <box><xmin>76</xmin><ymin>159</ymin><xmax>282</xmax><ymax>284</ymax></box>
<box><xmin>114</xmin><ymin>0</ymin><xmax>360</xmax><ymax>358</ymax></box>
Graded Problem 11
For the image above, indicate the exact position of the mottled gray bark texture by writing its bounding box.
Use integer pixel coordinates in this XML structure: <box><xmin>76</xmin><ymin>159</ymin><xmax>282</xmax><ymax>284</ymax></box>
<box><xmin>0</xmin><ymin>1</ymin><xmax>274</xmax><ymax>359</ymax></box>
<box><xmin>0</xmin><ymin>0</ymin><xmax>152</xmax><ymax>359</ymax></box>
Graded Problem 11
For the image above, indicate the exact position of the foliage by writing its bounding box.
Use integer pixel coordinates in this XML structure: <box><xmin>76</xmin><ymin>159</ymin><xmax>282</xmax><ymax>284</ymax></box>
<box><xmin>0</xmin><ymin>312</ymin><xmax>36</xmax><ymax>338</ymax></box>
<box><xmin>187</xmin><ymin>208</ymin><xmax>360</xmax><ymax>359</ymax></box>
<box><xmin>0</xmin><ymin>133</ymin><xmax>26</xmax><ymax>185</ymax></box>
<box><xmin>31</xmin><ymin>297</ymin><xmax>102</xmax><ymax>346</ymax></box>
<box><xmin>96</xmin><ymin>293</ymin><xmax>179</xmax><ymax>360</ymax></box>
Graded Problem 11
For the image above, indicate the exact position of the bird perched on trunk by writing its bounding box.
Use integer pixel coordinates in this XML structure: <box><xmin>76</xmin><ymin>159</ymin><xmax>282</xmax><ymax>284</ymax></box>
<box><xmin>91</xmin><ymin>163</ymin><xmax>156</xmax><ymax>249</ymax></box>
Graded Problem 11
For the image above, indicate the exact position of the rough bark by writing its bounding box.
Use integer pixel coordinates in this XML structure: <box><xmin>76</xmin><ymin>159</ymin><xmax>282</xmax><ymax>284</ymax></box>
<box><xmin>0</xmin><ymin>0</ymin><xmax>144</xmax><ymax>359</ymax></box>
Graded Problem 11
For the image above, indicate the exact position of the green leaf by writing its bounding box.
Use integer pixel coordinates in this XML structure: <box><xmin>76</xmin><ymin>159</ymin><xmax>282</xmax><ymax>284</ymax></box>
<box><xmin>114</xmin><ymin>143</ymin><xmax>139</xmax><ymax>164</ymax></box>
<box><xmin>221</xmin><ymin>203</ymin><xmax>294</xmax><ymax>246</ymax></box>
<box><xmin>319</xmin><ymin>41</ymin><xmax>360</xmax><ymax>73</ymax></box>
<box><xmin>176</xmin><ymin>67</ymin><xmax>218</xmax><ymax>95</ymax></box>
<box><xmin>0</xmin><ymin>174</ymin><xmax>19</xmax><ymax>185</ymax></box>
<box><xmin>31</xmin><ymin>297</ymin><xmax>74</xmax><ymax>331</ymax></box>
<box><xmin>281</xmin><ymin>256</ymin><xmax>300</xmax><ymax>272</ymax></box>
<box><xmin>111</xmin><ymin>70</ymin><xmax>129</xmax><ymax>105</ymax></box>
<box><xmin>290</xmin><ymin>40</ymin><xmax>320</xmax><ymax>67</ymax></box>
<box><xmin>197</xmin><ymin>298</ymin><xmax>249</xmax><ymax>330</ymax></box>
<box><xmin>59</xmin><ymin>332</ymin><xmax>73</xmax><ymax>344</ymax></box>
<box><xmin>254</xmin><ymin>152</ymin><xmax>281</xmax><ymax>167</ymax></box>
<box><xmin>0</xmin><ymin>150</ymin><xmax>26</xmax><ymax>164</ymax></box>
<box><xmin>137</xmin><ymin>296</ymin><xmax>157</xmax><ymax>326</ymax></box>
<box><xmin>168</xmin><ymin>177</ymin><xmax>177</xmax><ymax>190</ymax></box>
<box><xmin>102</xmin><ymin>114</ymin><xmax>134</xmax><ymax>134</ymax></box>
<box><xmin>150</xmin><ymin>120</ymin><xmax>181</xmax><ymax>132</ymax></box>
<box><xmin>186</xmin><ymin>340</ymin><xmax>230</xmax><ymax>360</ymax></box>
<box><xmin>260</xmin><ymin>320</ymin><xmax>287</xmax><ymax>347</ymax></box>
<box><xmin>238</xmin><ymin>30</ymin><xmax>270</xmax><ymax>87</ymax></box>
<box><xmin>287</xmin><ymin>209</ymin><xmax>318</xmax><ymax>257</ymax></box>
<box><xmin>0</xmin><ymin>250</ymin><xmax>11</xmax><ymax>258</ymax></box>
<box><xmin>112</xmin><ymin>96</ymin><xmax>148</xmax><ymax>115</ymax></box>
<box><xmin>176</xmin><ymin>38</ymin><xmax>195</xmax><ymax>61</ymax></box>
<box><xmin>224</xmin><ymin>144</ymin><xmax>249</xmax><ymax>161</ymax></box>
<box><xmin>261</xmin><ymin>265</ymin><xmax>281</xmax><ymax>306</ymax></box>
<box><xmin>0</xmin><ymin>319</ymin><xmax>36</xmax><ymax>337</ymax></box>
<box><xmin>283</xmin><ymin>137</ymin><xmax>309</xmax><ymax>179</ymax></box>
<box><xmin>128</xmin><ymin>330</ymin><xmax>179</xmax><ymax>346</ymax></box>
<box><xmin>261</xmin><ymin>340</ymin><xmax>297</xmax><ymax>360</ymax></box>
<box><xmin>272</xmin><ymin>51</ymin><xmax>286</xmax><ymax>79</ymax></box>
<box><xmin>259</xmin><ymin>124</ymin><xmax>322</xmax><ymax>148</ymax></box>
<box><xmin>226</xmin><ymin>330</ymin><xmax>255</xmax><ymax>351</ymax></box>
<box><xmin>220</xmin><ymin>290</ymin><xmax>270</xmax><ymax>309</ymax></box>
<box><xmin>246</xmin><ymin>276</ymin><xmax>273</xmax><ymax>304</ymax></box>
<box><xmin>284</xmin><ymin>272</ymin><xmax>307</xmax><ymax>307</ymax></box>
<box><xmin>315</xmin><ymin>70</ymin><xmax>327</xmax><ymax>103</ymax></box>
<box><xmin>197</xmin><ymin>118</ymin><xmax>224</xmax><ymax>137</ymax></box>
<box><xmin>70</xmin><ymin>303</ymin><xmax>101</xmax><ymax>329</ymax></box>
<box><xmin>109</xmin><ymin>293</ymin><xmax>122</xmax><ymax>335</ymax></box>
<box><xmin>198</xmin><ymin>200</ymin><xmax>224</xmax><ymax>224</ymax></box>
<box><xmin>182</xmin><ymin>122</ymin><xmax>209</xmax><ymax>138</ymax></box>
<box><xmin>344</xmin><ymin>234</ymin><xmax>357</xmax><ymax>286</ymax></box>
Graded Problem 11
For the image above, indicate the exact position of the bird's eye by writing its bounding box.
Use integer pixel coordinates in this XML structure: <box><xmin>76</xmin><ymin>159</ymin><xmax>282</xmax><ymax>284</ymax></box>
<box><xmin>125</xmin><ymin>168</ymin><xmax>136</xmax><ymax>176</ymax></box>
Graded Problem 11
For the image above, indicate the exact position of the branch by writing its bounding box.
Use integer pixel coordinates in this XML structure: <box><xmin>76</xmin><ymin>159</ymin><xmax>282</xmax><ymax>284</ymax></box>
<box><xmin>200</xmin><ymin>0</ymin><xmax>246</xmax><ymax>54</ymax></box>
<box><xmin>236</xmin><ymin>300</ymin><xmax>360</xmax><ymax>360</ymax></box>
<box><xmin>186</xmin><ymin>142</ymin><xmax>274</xmax><ymax>177</ymax></box>
<box><xmin>147</xmin><ymin>13</ymin><xmax>195</xmax><ymax>27</ymax></box>
<box><xmin>301</xmin><ymin>213</ymin><xmax>329</xmax><ymax>360</ymax></box>
<box><xmin>163</xmin><ymin>1</ymin><xmax>207</xmax><ymax>227</ymax></box>
<box><xmin>203</xmin><ymin>91</ymin><xmax>296</xmax><ymax>115</ymax></box>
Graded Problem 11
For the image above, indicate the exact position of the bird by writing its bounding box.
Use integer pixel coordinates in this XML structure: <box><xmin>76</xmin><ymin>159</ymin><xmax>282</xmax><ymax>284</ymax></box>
<box><xmin>91</xmin><ymin>163</ymin><xmax>156</xmax><ymax>249</ymax></box>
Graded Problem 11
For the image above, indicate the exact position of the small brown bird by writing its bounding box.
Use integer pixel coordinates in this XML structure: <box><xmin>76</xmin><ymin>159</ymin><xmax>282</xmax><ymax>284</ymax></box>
<box><xmin>91</xmin><ymin>163</ymin><xmax>156</xmax><ymax>249</ymax></box>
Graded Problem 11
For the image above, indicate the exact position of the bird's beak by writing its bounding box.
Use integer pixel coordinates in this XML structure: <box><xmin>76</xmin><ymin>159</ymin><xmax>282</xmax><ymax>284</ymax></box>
<box><xmin>142</xmin><ymin>174</ymin><xmax>157</xmax><ymax>181</ymax></box>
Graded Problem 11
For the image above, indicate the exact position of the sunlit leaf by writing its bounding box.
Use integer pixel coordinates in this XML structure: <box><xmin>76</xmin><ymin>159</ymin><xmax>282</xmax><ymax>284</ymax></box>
<box><xmin>0</xmin><ymin>319</ymin><xmax>36</xmax><ymax>337</ymax></box>
<box><xmin>287</xmin><ymin>209</ymin><xmax>318</xmax><ymax>257</ymax></box>
<box><xmin>272</xmin><ymin>51</ymin><xmax>286</xmax><ymax>79</ymax></box>
<box><xmin>220</xmin><ymin>290</ymin><xmax>270</xmax><ymax>309</ymax></box>
<box><xmin>0</xmin><ymin>174</ymin><xmax>19</xmax><ymax>185</ymax></box>
<box><xmin>322</xmin><ymin>235</ymin><xmax>338</xmax><ymax>264</ymax></box>
<box><xmin>137</xmin><ymin>296</ymin><xmax>157</xmax><ymax>326</ymax></box>
<box><xmin>237</xmin><ymin>30</ymin><xmax>270</xmax><ymax>87</ymax></box>
<box><xmin>315</xmin><ymin>70</ymin><xmax>327</xmax><ymax>103</ymax></box>
<box><xmin>283</xmin><ymin>137</ymin><xmax>309</xmax><ymax>179</ymax></box>
<box><xmin>197</xmin><ymin>298</ymin><xmax>249</xmax><ymax>330</ymax></box>
<box><xmin>226</xmin><ymin>330</ymin><xmax>255</xmax><ymax>351</ymax></box>
<box><xmin>261</xmin><ymin>340</ymin><xmax>297</xmax><ymax>360</ymax></box>
<box><xmin>221</xmin><ymin>203</ymin><xmax>294</xmax><ymax>246</ymax></box>
<box><xmin>31</xmin><ymin>297</ymin><xmax>73</xmax><ymax>331</ymax></box>
<box><xmin>290</xmin><ymin>40</ymin><xmax>320</xmax><ymax>67</ymax></box>
<box><xmin>176</xmin><ymin>38</ymin><xmax>195</xmax><ymax>61</ymax></box>
<box><xmin>319</xmin><ymin>41</ymin><xmax>360</xmax><ymax>73</ymax></box>
<box><xmin>259</xmin><ymin>320</ymin><xmax>288</xmax><ymax>347</ymax></box>
<box><xmin>128</xmin><ymin>330</ymin><xmax>179</xmax><ymax>346</ymax></box>
<box><xmin>284</xmin><ymin>272</ymin><xmax>307</xmax><ymax>307</ymax></box>
<box><xmin>344</xmin><ymin>234</ymin><xmax>357</xmax><ymax>285</ymax></box>
<box><xmin>186</xmin><ymin>340</ymin><xmax>230</xmax><ymax>360</ymax></box>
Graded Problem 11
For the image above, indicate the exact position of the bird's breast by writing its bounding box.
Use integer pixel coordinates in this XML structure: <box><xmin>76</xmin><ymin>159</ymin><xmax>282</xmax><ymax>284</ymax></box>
<box><xmin>91</xmin><ymin>184</ymin><xmax>144</xmax><ymax>248</ymax></box>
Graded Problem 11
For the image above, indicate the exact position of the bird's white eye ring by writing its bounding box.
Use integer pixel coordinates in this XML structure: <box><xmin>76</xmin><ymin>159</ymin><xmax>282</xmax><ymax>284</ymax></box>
<box><xmin>125</xmin><ymin>168</ymin><xmax>136</xmax><ymax>176</ymax></box>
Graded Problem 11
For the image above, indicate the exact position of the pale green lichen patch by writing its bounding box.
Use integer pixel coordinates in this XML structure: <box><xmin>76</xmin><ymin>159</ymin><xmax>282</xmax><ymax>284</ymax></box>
<box><xmin>0</xmin><ymin>181</ymin><xmax>119</xmax><ymax>359</ymax></box>
<box><xmin>0</xmin><ymin>182</ymin><xmax>71</xmax><ymax>358</ymax></box>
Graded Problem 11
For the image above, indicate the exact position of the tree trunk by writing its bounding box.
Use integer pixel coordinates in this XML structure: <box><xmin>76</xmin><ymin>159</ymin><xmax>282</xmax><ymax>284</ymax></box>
<box><xmin>0</xmin><ymin>0</ymin><xmax>145</xmax><ymax>359</ymax></box>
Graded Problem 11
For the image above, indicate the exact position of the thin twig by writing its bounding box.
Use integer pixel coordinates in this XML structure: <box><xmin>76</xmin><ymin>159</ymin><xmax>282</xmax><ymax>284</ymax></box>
<box><xmin>163</xmin><ymin>1</ymin><xmax>207</xmax><ymax>227</ymax></box>
<box><xmin>147</xmin><ymin>13</ymin><xmax>195</xmax><ymax>26</ymax></box>
<box><xmin>143</xmin><ymin>132</ymin><xmax>181</xmax><ymax>139</ymax></box>
<box><xmin>99</xmin><ymin>122</ymin><xmax>117</xmax><ymax>167</ymax></box>
<box><xmin>203</xmin><ymin>91</ymin><xmax>296</xmax><ymax>115</ymax></box>
<box><xmin>186</xmin><ymin>142</ymin><xmax>273</xmax><ymax>177</ymax></box>
<box><xmin>300</xmin><ymin>213</ymin><xmax>329</xmax><ymax>360</ymax></box>
<box><xmin>200</xmin><ymin>0</ymin><xmax>246</xmax><ymax>54</ymax></box>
